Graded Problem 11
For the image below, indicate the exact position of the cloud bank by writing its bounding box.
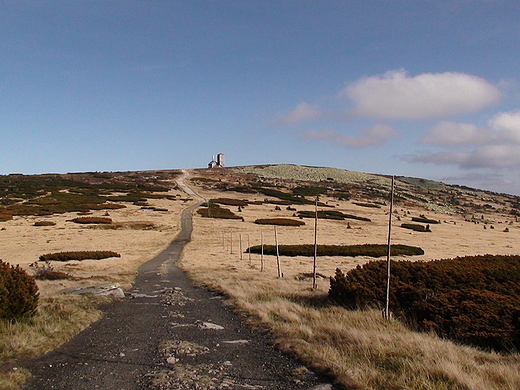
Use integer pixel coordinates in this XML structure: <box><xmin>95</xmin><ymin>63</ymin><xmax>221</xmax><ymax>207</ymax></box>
<box><xmin>343</xmin><ymin>70</ymin><xmax>501</xmax><ymax>119</ymax></box>
<box><xmin>301</xmin><ymin>124</ymin><xmax>399</xmax><ymax>149</ymax></box>
<box><xmin>414</xmin><ymin>111</ymin><xmax>520</xmax><ymax>169</ymax></box>
<box><xmin>275</xmin><ymin>102</ymin><xmax>322</xmax><ymax>125</ymax></box>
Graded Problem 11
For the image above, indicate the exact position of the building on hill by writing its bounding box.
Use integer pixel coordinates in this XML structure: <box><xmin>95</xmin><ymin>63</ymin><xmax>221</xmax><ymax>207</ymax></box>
<box><xmin>208</xmin><ymin>153</ymin><xmax>225</xmax><ymax>168</ymax></box>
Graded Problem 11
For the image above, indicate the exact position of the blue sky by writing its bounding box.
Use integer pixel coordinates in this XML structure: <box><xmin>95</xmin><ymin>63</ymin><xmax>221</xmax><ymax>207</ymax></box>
<box><xmin>2</xmin><ymin>1</ymin><xmax>520</xmax><ymax>195</ymax></box>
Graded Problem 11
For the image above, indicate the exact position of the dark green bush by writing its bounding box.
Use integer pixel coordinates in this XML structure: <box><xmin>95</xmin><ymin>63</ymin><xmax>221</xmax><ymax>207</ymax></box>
<box><xmin>297</xmin><ymin>210</ymin><xmax>371</xmax><ymax>222</ymax></box>
<box><xmin>258</xmin><ymin>188</ymin><xmax>312</xmax><ymax>205</ymax></box>
<box><xmin>292</xmin><ymin>186</ymin><xmax>329</xmax><ymax>197</ymax></box>
<box><xmin>39</xmin><ymin>251</ymin><xmax>121</xmax><ymax>262</ymax></box>
<box><xmin>69</xmin><ymin>217</ymin><xmax>113</xmax><ymax>224</ymax></box>
<box><xmin>412</xmin><ymin>216</ymin><xmax>440</xmax><ymax>224</ymax></box>
<box><xmin>412</xmin><ymin>289</ymin><xmax>519</xmax><ymax>350</ymax></box>
<box><xmin>0</xmin><ymin>260</ymin><xmax>39</xmax><ymax>319</ymax></box>
<box><xmin>353</xmin><ymin>202</ymin><xmax>381</xmax><ymax>208</ymax></box>
<box><xmin>254</xmin><ymin>218</ymin><xmax>305</xmax><ymax>226</ymax></box>
<box><xmin>33</xmin><ymin>221</ymin><xmax>56</xmax><ymax>226</ymax></box>
<box><xmin>210</xmin><ymin>198</ymin><xmax>249</xmax><ymax>207</ymax></box>
<box><xmin>329</xmin><ymin>255</ymin><xmax>520</xmax><ymax>351</ymax></box>
<box><xmin>401</xmin><ymin>223</ymin><xmax>431</xmax><ymax>232</ymax></box>
<box><xmin>247</xmin><ymin>244</ymin><xmax>423</xmax><ymax>257</ymax></box>
<box><xmin>197</xmin><ymin>204</ymin><xmax>244</xmax><ymax>220</ymax></box>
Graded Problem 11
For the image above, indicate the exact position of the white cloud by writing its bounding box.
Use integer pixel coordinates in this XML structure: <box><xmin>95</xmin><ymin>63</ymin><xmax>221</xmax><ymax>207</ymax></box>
<box><xmin>275</xmin><ymin>102</ymin><xmax>322</xmax><ymax>125</ymax></box>
<box><xmin>344</xmin><ymin>70</ymin><xmax>501</xmax><ymax>119</ymax></box>
<box><xmin>463</xmin><ymin>144</ymin><xmax>520</xmax><ymax>168</ymax></box>
<box><xmin>301</xmin><ymin>124</ymin><xmax>399</xmax><ymax>149</ymax></box>
<box><xmin>409</xmin><ymin>144</ymin><xmax>520</xmax><ymax>169</ymax></box>
<box><xmin>489</xmin><ymin>111</ymin><xmax>520</xmax><ymax>143</ymax></box>
<box><xmin>421</xmin><ymin>121</ymin><xmax>491</xmax><ymax>146</ymax></box>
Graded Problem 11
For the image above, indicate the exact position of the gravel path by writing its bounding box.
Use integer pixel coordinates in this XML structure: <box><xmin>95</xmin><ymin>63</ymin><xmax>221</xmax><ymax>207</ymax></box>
<box><xmin>22</xmin><ymin>171</ymin><xmax>329</xmax><ymax>390</ymax></box>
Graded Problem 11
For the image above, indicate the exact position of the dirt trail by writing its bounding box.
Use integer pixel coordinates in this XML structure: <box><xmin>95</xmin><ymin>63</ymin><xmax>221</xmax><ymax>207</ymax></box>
<box><xmin>22</xmin><ymin>171</ymin><xmax>328</xmax><ymax>390</ymax></box>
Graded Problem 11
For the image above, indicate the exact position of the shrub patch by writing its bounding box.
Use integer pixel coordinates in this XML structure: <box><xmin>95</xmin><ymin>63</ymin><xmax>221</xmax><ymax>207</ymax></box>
<box><xmin>39</xmin><ymin>251</ymin><xmax>121</xmax><ymax>262</ymax></box>
<box><xmin>247</xmin><ymin>244</ymin><xmax>423</xmax><ymax>257</ymax></box>
<box><xmin>329</xmin><ymin>255</ymin><xmax>520</xmax><ymax>351</ymax></box>
<box><xmin>254</xmin><ymin>218</ymin><xmax>305</xmax><ymax>226</ymax></box>
<box><xmin>0</xmin><ymin>260</ymin><xmax>39</xmax><ymax>319</ymax></box>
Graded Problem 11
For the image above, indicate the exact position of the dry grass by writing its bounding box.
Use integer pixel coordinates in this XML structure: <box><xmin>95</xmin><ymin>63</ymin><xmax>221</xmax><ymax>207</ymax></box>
<box><xmin>0</xmin><ymin>188</ymin><xmax>185</xmax><ymax>389</ymax></box>
<box><xmin>183</xmin><ymin>266</ymin><xmax>520</xmax><ymax>390</ymax></box>
<box><xmin>180</xmin><ymin>176</ymin><xmax>520</xmax><ymax>390</ymax></box>
<box><xmin>0</xmin><ymin>295</ymin><xmax>104</xmax><ymax>362</ymax></box>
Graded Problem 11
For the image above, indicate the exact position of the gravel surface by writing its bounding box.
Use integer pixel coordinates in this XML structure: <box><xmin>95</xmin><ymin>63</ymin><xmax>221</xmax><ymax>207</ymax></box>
<box><xmin>22</xmin><ymin>172</ymin><xmax>330</xmax><ymax>390</ymax></box>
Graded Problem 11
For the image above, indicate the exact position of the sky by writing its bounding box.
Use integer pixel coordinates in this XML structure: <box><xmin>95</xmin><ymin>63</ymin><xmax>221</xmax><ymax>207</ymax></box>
<box><xmin>2</xmin><ymin>1</ymin><xmax>520</xmax><ymax>195</ymax></box>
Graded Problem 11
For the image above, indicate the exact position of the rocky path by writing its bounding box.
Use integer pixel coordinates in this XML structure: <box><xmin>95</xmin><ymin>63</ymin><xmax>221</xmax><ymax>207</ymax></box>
<box><xmin>22</xmin><ymin>171</ymin><xmax>329</xmax><ymax>390</ymax></box>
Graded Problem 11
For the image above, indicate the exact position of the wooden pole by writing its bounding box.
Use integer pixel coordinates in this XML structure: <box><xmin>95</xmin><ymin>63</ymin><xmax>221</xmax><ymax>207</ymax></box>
<box><xmin>247</xmin><ymin>234</ymin><xmax>251</xmax><ymax>264</ymax></box>
<box><xmin>230</xmin><ymin>231</ymin><xmax>233</xmax><ymax>254</ymax></box>
<box><xmin>260</xmin><ymin>230</ymin><xmax>264</xmax><ymax>272</ymax></box>
<box><xmin>275</xmin><ymin>226</ymin><xmax>282</xmax><ymax>277</ymax></box>
<box><xmin>384</xmin><ymin>175</ymin><xmax>395</xmax><ymax>319</ymax></box>
<box><xmin>312</xmin><ymin>196</ymin><xmax>318</xmax><ymax>290</ymax></box>
<box><xmin>239</xmin><ymin>233</ymin><xmax>243</xmax><ymax>260</ymax></box>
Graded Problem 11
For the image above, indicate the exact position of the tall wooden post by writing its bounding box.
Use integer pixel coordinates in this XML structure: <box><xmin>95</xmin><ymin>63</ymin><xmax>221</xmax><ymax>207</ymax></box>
<box><xmin>312</xmin><ymin>196</ymin><xmax>318</xmax><ymax>289</ymax></box>
<box><xmin>384</xmin><ymin>176</ymin><xmax>395</xmax><ymax>319</ymax></box>
<box><xmin>247</xmin><ymin>234</ymin><xmax>251</xmax><ymax>264</ymax></box>
<box><xmin>239</xmin><ymin>233</ymin><xmax>243</xmax><ymax>260</ymax></box>
<box><xmin>275</xmin><ymin>226</ymin><xmax>282</xmax><ymax>277</ymax></box>
<box><xmin>260</xmin><ymin>230</ymin><xmax>264</xmax><ymax>272</ymax></box>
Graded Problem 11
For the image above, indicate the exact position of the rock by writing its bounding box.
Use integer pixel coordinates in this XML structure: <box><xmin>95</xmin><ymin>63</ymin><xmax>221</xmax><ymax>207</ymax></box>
<box><xmin>199</xmin><ymin>322</ymin><xmax>224</xmax><ymax>330</ymax></box>
<box><xmin>166</xmin><ymin>356</ymin><xmax>179</xmax><ymax>365</ymax></box>
<box><xmin>221</xmin><ymin>339</ymin><xmax>249</xmax><ymax>344</ymax></box>
<box><xmin>308</xmin><ymin>385</ymin><xmax>333</xmax><ymax>390</ymax></box>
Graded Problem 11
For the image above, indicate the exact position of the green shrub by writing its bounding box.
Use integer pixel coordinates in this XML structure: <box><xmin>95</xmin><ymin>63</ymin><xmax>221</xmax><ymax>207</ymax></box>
<box><xmin>210</xmin><ymin>198</ymin><xmax>249</xmax><ymax>207</ymax></box>
<box><xmin>353</xmin><ymin>202</ymin><xmax>381</xmax><ymax>208</ymax></box>
<box><xmin>412</xmin><ymin>216</ymin><xmax>440</xmax><ymax>224</ymax></box>
<box><xmin>247</xmin><ymin>244</ymin><xmax>423</xmax><ymax>257</ymax></box>
<box><xmin>329</xmin><ymin>255</ymin><xmax>520</xmax><ymax>351</ymax></box>
<box><xmin>39</xmin><ymin>251</ymin><xmax>121</xmax><ymax>262</ymax></box>
<box><xmin>412</xmin><ymin>289</ymin><xmax>519</xmax><ymax>350</ymax></box>
<box><xmin>297</xmin><ymin>210</ymin><xmax>371</xmax><ymax>222</ymax></box>
<box><xmin>401</xmin><ymin>223</ymin><xmax>431</xmax><ymax>232</ymax></box>
<box><xmin>0</xmin><ymin>260</ymin><xmax>39</xmax><ymax>319</ymax></box>
<box><xmin>68</xmin><ymin>217</ymin><xmax>113</xmax><ymax>224</ymax></box>
<box><xmin>0</xmin><ymin>212</ymin><xmax>13</xmax><ymax>222</ymax></box>
<box><xmin>292</xmin><ymin>186</ymin><xmax>329</xmax><ymax>197</ymax></box>
<box><xmin>258</xmin><ymin>188</ymin><xmax>312</xmax><ymax>205</ymax></box>
<box><xmin>33</xmin><ymin>221</ymin><xmax>56</xmax><ymax>227</ymax></box>
<box><xmin>254</xmin><ymin>218</ymin><xmax>305</xmax><ymax>226</ymax></box>
<box><xmin>197</xmin><ymin>204</ymin><xmax>244</xmax><ymax>220</ymax></box>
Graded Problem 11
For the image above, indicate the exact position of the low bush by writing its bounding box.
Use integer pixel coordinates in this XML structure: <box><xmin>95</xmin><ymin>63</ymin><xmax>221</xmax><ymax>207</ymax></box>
<box><xmin>297</xmin><ymin>210</ymin><xmax>371</xmax><ymax>222</ymax></box>
<box><xmin>254</xmin><ymin>218</ymin><xmax>305</xmax><ymax>226</ymax></box>
<box><xmin>329</xmin><ymin>255</ymin><xmax>520</xmax><ymax>351</ymax></box>
<box><xmin>33</xmin><ymin>221</ymin><xmax>56</xmax><ymax>227</ymax></box>
<box><xmin>0</xmin><ymin>212</ymin><xmax>12</xmax><ymax>222</ymax></box>
<box><xmin>258</xmin><ymin>188</ymin><xmax>312</xmax><ymax>205</ymax></box>
<box><xmin>401</xmin><ymin>223</ymin><xmax>431</xmax><ymax>232</ymax></box>
<box><xmin>68</xmin><ymin>217</ymin><xmax>113</xmax><ymax>224</ymax></box>
<box><xmin>412</xmin><ymin>216</ymin><xmax>440</xmax><ymax>224</ymax></box>
<box><xmin>210</xmin><ymin>198</ymin><xmax>249</xmax><ymax>207</ymax></box>
<box><xmin>247</xmin><ymin>244</ymin><xmax>423</xmax><ymax>257</ymax></box>
<box><xmin>39</xmin><ymin>251</ymin><xmax>121</xmax><ymax>262</ymax></box>
<box><xmin>197</xmin><ymin>204</ymin><xmax>244</xmax><ymax>220</ymax></box>
<box><xmin>353</xmin><ymin>202</ymin><xmax>381</xmax><ymax>208</ymax></box>
<box><xmin>0</xmin><ymin>260</ymin><xmax>39</xmax><ymax>319</ymax></box>
<box><xmin>29</xmin><ymin>261</ymin><xmax>74</xmax><ymax>280</ymax></box>
<box><xmin>292</xmin><ymin>186</ymin><xmax>329</xmax><ymax>197</ymax></box>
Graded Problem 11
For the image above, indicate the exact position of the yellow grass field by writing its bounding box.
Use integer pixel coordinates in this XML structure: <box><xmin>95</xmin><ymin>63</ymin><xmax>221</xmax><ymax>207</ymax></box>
<box><xmin>1</xmin><ymin>167</ymin><xmax>519</xmax><ymax>389</ymax></box>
